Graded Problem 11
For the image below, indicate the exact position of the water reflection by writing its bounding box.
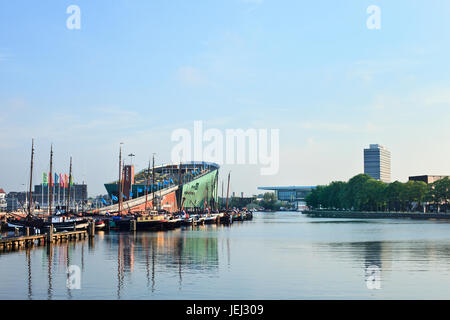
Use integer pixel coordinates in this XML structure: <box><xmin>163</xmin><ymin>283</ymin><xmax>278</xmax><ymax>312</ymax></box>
<box><xmin>26</xmin><ymin>249</ymin><xmax>32</xmax><ymax>300</ymax></box>
<box><xmin>108</xmin><ymin>229</ymin><xmax>219</xmax><ymax>298</ymax></box>
<box><xmin>46</xmin><ymin>244</ymin><xmax>53</xmax><ymax>300</ymax></box>
<box><xmin>7</xmin><ymin>214</ymin><xmax>450</xmax><ymax>299</ymax></box>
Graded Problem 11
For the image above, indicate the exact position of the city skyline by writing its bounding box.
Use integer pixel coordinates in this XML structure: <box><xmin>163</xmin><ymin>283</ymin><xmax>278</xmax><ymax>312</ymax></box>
<box><xmin>2</xmin><ymin>1</ymin><xmax>450</xmax><ymax>196</ymax></box>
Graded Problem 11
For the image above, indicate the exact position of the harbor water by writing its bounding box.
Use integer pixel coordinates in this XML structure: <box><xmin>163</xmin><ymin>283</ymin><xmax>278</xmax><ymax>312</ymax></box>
<box><xmin>2</xmin><ymin>212</ymin><xmax>450</xmax><ymax>299</ymax></box>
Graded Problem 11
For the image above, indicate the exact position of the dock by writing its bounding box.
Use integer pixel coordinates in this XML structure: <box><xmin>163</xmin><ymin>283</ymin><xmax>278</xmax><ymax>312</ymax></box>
<box><xmin>0</xmin><ymin>230</ymin><xmax>87</xmax><ymax>251</ymax></box>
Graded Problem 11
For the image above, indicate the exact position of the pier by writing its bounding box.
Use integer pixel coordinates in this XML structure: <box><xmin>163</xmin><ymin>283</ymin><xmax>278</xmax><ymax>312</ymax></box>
<box><xmin>0</xmin><ymin>230</ymin><xmax>87</xmax><ymax>251</ymax></box>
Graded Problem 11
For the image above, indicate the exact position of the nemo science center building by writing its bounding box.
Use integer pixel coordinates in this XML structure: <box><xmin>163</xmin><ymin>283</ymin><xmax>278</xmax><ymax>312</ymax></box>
<box><xmin>257</xmin><ymin>186</ymin><xmax>316</xmax><ymax>210</ymax></box>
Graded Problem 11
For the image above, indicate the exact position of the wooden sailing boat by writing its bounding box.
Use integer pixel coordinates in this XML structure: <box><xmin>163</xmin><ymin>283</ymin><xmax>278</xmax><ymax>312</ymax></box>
<box><xmin>8</xmin><ymin>143</ymin><xmax>88</xmax><ymax>231</ymax></box>
<box><xmin>7</xmin><ymin>139</ymin><xmax>43</xmax><ymax>229</ymax></box>
<box><xmin>219</xmin><ymin>172</ymin><xmax>233</xmax><ymax>225</ymax></box>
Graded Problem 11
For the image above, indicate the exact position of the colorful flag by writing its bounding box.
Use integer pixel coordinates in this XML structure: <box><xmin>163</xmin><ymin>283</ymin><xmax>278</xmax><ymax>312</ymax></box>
<box><xmin>70</xmin><ymin>175</ymin><xmax>73</xmax><ymax>186</ymax></box>
<box><xmin>60</xmin><ymin>173</ymin><xmax>63</xmax><ymax>187</ymax></box>
<box><xmin>64</xmin><ymin>174</ymin><xmax>68</xmax><ymax>188</ymax></box>
<box><xmin>111</xmin><ymin>195</ymin><xmax>118</xmax><ymax>201</ymax></box>
<box><xmin>130</xmin><ymin>192</ymin><xmax>133</xmax><ymax>197</ymax></box>
<box><xmin>43</xmin><ymin>172</ymin><xmax>48</xmax><ymax>185</ymax></box>
<box><xmin>55</xmin><ymin>173</ymin><xmax>59</xmax><ymax>185</ymax></box>
<box><xmin>138</xmin><ymin>188</ymin><xmax>143</xmax><ymax>193</ymax></box>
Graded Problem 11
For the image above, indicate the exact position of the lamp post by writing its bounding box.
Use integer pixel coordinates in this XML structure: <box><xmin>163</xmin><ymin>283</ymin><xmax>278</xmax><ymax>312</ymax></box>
<box><xmin>128</xmin><ymin>153</ymin><xmax>135</xmax><ymax>165</ymax></box>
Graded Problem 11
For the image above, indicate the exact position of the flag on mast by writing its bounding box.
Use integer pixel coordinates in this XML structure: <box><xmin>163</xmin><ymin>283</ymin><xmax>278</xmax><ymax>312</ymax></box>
<box><xmin>43</xmin><ymin>172</ymin><xmax>48</xmax><ymax>185</ymax></box>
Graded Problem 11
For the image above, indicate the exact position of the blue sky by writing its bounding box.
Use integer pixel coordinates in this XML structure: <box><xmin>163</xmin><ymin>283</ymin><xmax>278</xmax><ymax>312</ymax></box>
<box><xmin>1</xmin><ymin>0</ymin><xmax>450</xmax><ymax>196</ymax></box>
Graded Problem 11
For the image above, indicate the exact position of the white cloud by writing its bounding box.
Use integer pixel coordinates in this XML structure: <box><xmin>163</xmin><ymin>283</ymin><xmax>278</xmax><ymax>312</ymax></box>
<box><xmin>365</xmin><ymin>86</ymin><xmax>450</xmax><ymax>113</ymax></box>
<box><xmin>177</xmin><ymin>66</ymin><xmax>210</xmax><ymax>87</ymax></box>
<box><xmin>349</xmin><ymin>58</ymin><xmax>418</xmax><ymax>84</ymax></box>
<box><xmin>299</xmin><ymin>121</ymin><xmax>381</xmax><ymax>134</ymax></box>
<box><xmin>0</xmin><ymin>48</ymin><xmax>11</xmax><ymax>63</ymax></box>
<box><xmin>6</xmin><ymin>98</ymin><xmax>27</xmax><ymax>111</ymax></box>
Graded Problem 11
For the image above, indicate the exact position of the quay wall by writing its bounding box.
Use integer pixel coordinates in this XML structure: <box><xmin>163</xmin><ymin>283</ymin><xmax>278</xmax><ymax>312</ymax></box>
<box><xmin>303</xmin><ymin>210</ymin><xmax>450</xmax><ymax>220</ymax></box>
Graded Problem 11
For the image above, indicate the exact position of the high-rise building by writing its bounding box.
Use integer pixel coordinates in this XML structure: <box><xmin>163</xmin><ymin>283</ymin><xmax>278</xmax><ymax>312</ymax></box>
<box><xmin>364</xmin><ymin>144</ymin><xmax>391</xmax><ymax>183</ymax></box>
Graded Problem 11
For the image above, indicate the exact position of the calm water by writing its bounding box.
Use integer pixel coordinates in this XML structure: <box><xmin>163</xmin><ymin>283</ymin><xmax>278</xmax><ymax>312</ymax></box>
<box><xmin>2</xmin><ymin>212</ymin><xmax>450</xmax><ymax>299</ymax></box>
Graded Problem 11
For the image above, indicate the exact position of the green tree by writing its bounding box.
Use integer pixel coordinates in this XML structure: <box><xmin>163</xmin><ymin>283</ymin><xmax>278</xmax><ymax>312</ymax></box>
<box><xmin>430</xmin><ymin>177</ymin><xmax>450</xmax><ymax>212</ymax></box>
<box><xmin>344</xmin><ymin>174</ymin><xmax>372</xmax><ymax>210</ymax></box>
<box><xmin>402</xmin><ymin>180</ymin><xmax>428</xmax><ymax>212</ymax></box>
<box><xmin>306</xmin><ymin>186</ymin><xmax>325</xmax><ymax>209</ymax></box>
<box><xmin>260</xmin><ymin>192</ymin><xmax>279</xmax><ymax>210</ymax></box>
<box><xmin>362</xmin><ymin>179</ymin><xmax>387</xmax><ymax>211</ymax></box>
<box><xmin>384</xmin><ymin>181</ymin><xmax>403</xmax><ymax>211</ymax></box>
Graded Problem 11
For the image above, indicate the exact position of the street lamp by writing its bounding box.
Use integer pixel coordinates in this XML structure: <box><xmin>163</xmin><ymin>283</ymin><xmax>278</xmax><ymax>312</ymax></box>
<box><xmin>128</xmin><ymin>153</ymin><xmax>135</xmax><ymax>165</ymax></box>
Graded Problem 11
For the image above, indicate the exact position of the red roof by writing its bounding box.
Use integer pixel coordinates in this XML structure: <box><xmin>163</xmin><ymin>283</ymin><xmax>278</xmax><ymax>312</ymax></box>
<box><xmin>0</xmin><ymin>189</ymin><xmax>5</xmax><ymax>194</ymax></box>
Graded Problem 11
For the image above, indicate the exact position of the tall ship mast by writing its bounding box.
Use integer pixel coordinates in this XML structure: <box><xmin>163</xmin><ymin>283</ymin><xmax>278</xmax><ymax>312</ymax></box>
<box><xmin>27</xmin><ymin>139</ymin><xmax>34</xmax><ymax>221</ymax></box>
<box><xmin>145</xmin><ymin>158</ymin><xmax>150</xmax><ymax>211</ymax></box>
<box><xmin>118</xmin><ymin>145</ymin><xmax>123</xmax><ymax>215</ymax></box>
<box><xmin>48</xmin><ymin>145</ymin><xmax>53</xmax><ymax>216</ymax></box>
<box><xmin>66</xmin><ymin>156</ymin><xmax>72</xmax><ymax>213</ymax></box>
<box><xmin>226</xmin><ymin>172</ymin><xmax>231</xmax><ymax>210</ymax></box>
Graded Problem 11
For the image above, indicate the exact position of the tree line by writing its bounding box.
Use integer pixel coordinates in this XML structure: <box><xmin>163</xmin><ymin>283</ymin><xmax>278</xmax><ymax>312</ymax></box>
<box><xmin>305</xmin><ymin>174</ymin><xmax>450</xmax><ymax>212</ymax></box>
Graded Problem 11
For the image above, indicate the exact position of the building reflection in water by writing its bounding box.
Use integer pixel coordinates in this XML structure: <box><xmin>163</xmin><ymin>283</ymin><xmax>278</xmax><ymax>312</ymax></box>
<box><xmin>22</xmin><ymin>227</ymin><xmax>220</xmax><ymax>299</ymax></box>
<box><xmin>27</xmin><ymin>238</ymin><xmax>87</xmax><ymax>300</ymax></box>
<box><xmin>111</xmin><ymin>228</ymin><xmax>220</xmax><ymax>297</ymax></box>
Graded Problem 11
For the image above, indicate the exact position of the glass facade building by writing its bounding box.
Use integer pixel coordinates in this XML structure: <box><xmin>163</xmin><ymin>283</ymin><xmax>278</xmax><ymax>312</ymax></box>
<box><xmin>364</xmin><ymin>144</ymin><xmax>391</xmax><ymax>183</ymax></box>
<box><xmin>258</xmin><ymin>186</ymin><xmax>316</xmax><ymax>208</ymax></box>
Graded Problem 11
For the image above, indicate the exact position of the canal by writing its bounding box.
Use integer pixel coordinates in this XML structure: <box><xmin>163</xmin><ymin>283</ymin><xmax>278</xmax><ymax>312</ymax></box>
<box><xmin>2</xmin><ymin>212</ymin><xmax>450</xmax><ymax>299</ymax></box>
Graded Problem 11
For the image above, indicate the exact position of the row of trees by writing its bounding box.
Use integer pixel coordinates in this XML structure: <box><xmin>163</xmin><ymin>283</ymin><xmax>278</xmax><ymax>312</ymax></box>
<box><xmin>247</xmin><ymin>193</ymin><xmax>291</xmax><ymax>211</ymax></box>
<box><xmin>305</xmin><ymin>174</ymin><xmax>450</xmax><ymax>212</ymax></box>
<box><xmin>257</xmin><ymin>192</ymin><xmax>281</xmax><ymax>211</ymax></box>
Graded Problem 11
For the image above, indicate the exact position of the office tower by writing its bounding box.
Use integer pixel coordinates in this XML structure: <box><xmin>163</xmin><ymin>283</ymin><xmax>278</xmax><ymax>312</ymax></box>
<box><xmin>364</xmin><ymin>144</ymin><xmax>391</xmax><ymax>183</ymax></box>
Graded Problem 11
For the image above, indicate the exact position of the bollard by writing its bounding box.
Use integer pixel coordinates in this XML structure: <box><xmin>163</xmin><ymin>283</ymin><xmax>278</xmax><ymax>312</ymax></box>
<box><xmin>88</xmin><ymin>221</ymin><xmax>95</xmax><ymax>238</ymax></box>
<box><xmin>73</xmin><ymin>223</ymin><xmax>76</xmax><ymax>231</ymax></box>
<box><xmin>47</xmin><ymin>224</ymin><xmax>53</xmax><ymax>243</ymax></box>
<box><xmin>25</xmin><ymin>227</ymin><xmax>30</xmax><ymax>237</ymax></box>
<box><xmin>130</xmin><ymin>219</ymin><xmax>137</xmax><ymax>232</ymax></box>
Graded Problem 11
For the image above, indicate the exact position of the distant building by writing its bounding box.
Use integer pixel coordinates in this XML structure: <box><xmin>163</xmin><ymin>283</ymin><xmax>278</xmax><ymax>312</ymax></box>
<box><xmin>7</xmin><ymin>191</ymin><xmax>28</xmax><ymax>204</ymax></box>
<box><xmin>364</xmin><ymin>144</ymin><xmax>391</xmax><ymax>183</ymax></box>
<box><xmin>409</xmin><ymin>175</ymin><xmax>450</xmax><ymax>184</ymax></box>
<box><xmin>0</xmin><ymin>188</ymin><xmax>6</xmax><ymax>212</ymax></box>
<box><xmin>7</xmin><ymin>198</ymin><xmax>19</xmax><ymax>212</ymax></box>
<box><xmin>6</xmin><ymin>191</ymin><xmax>32</xmax><ymax>212</ymax></box>
<box><xmin>257</xmin><ymin>186</ymin><xmax>316</xmax><ymax>209</ymax></box>
<box><xmin>33</xmin><ymin>183</ymin><xmax>88</xmax><ymax>207</ymax></box>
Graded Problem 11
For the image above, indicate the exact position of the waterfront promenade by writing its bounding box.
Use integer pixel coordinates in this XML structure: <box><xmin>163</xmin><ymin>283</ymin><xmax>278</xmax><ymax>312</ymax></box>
<box><xmin>303</xmin><ymin>210</ymin><xmax>450</xmax><ymax>220</ymax></box>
